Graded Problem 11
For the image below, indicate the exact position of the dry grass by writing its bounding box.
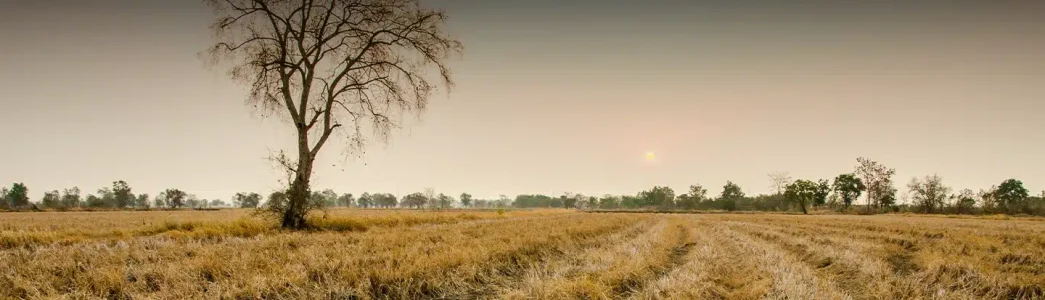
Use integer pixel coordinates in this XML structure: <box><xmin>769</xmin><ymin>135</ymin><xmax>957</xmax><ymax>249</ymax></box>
<box><xmin>1</xmin><ymin>210</ymin><xmax>1044</xmax><ymax>299</ymax></box>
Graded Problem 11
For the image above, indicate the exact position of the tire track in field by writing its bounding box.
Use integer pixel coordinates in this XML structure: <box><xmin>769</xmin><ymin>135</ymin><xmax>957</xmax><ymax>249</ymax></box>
<box><xmin>628</xmin><ymin>218</ymin><xmax>770</xmax><ymax>300</ymax></box>
<box><xmin>458</xmin><ymin>217</ymin><xmax>660</xmax><ymax>299</ymax></box>
<box><xmin>493</xmin><ymin>215</ymin><xmax>693</xmax><ymax>300</ymax></box>
<box><xmin>714</xmin><ymin>222</ymin><xmax>853</xmax><ymax>300</ymax></box>
<box><xmin>725</xmin><ymin>220</ymin><xmax>897</xmax><ymax>299</ymax></box>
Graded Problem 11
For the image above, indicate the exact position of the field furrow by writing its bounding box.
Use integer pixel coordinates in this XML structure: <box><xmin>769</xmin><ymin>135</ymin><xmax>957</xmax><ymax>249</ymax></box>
<box><xmin>3</xmin><ymin>210</ymin><xmax>1044</xmax><ymax>299</ymax></box>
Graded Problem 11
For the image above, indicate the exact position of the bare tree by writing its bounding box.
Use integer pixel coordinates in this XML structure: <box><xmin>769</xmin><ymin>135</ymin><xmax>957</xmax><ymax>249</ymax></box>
<box><xmin>203</xmin><ymin>0</ymin><xmax>462</xmax><ymax>228</ymax></box>
<box><xmin>855</xmin><ymin>157</ymin><xmax>896</xmax><ymax>211</ymax></box>
<box><xmin>768</xmin><ymin>171</ymin><xmax>793</xmax><ymax>195</ymax></box>
<box><xmin>907</xmin><ymin>174</ymin><xmax>950</xmax><ymax>214</ymax></box>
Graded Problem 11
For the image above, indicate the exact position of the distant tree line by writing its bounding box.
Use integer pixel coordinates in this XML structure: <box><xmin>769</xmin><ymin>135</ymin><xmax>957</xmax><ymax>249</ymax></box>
<box><xmin>568</xmin><ymin>157</ymin><xmax>1043</xmax><ymax>216</ymax></box>
<box><xmin>3</xmin><ymin>157</ymin><xmax>1042</xmax><ymax>216</ymax></box>
<box><xmin>0</xmin><ymin>181</ymin><xmax>230</xmax><ymax>211</ymax></box>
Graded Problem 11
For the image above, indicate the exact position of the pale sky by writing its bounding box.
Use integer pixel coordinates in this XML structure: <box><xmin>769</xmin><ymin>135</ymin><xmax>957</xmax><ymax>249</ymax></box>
<box><xmin>1</xmin><ymin>0</ymin><xmax>1043</xmax><ymax>202</ymax></box>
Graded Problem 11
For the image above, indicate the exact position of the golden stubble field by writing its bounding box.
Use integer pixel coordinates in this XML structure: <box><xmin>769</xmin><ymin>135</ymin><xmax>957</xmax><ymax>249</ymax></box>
<box><xmin>1</xmin><ymin>209</ymin><xmax>1044</xmax><ymax>299</ymax></box>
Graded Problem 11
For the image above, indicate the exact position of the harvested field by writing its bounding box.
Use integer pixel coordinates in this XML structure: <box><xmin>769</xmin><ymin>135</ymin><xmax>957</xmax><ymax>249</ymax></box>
<box><xmin>1</xmin><ymin>210</ymin><xmax>1044</xmax><ymax>299</ymax></box>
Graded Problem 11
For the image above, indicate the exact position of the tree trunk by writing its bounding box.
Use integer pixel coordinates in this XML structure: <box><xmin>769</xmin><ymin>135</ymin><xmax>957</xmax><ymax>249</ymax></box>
<box><xmin>799</xmin><ymin>199</ymin><xmax>808</xmax><ymax>214</ymax></box>
<box><xmin>281</xmin><ymin>133</ymin><xmax>314</xmax><ymax>229</ymax></box>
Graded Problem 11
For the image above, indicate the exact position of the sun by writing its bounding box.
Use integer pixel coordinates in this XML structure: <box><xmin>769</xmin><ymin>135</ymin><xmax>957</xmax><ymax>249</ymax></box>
<box><xmin>645</xmin><ymin>152</ymin><xmax>655</xmax><ymax>162</ymax></box>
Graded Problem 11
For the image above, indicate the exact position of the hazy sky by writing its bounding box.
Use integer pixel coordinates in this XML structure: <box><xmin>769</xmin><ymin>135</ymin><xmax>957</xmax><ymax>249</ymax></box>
<box><xmin>2</xmin><ymin>0</ymin><xmax>1043</xmax><ymax>202</ymax></box>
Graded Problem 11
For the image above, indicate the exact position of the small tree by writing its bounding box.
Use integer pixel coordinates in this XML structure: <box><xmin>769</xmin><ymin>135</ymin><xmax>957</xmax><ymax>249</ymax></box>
<box><xmin>812</xmin><ymin>179</ymin><xmax>831</xmax><ymax>207</ymax></box>
<box><xmin>234</xmin><ymin>192</ymin><xmax>263</xmax><ymax>208</ymax></box>
<box><xmin>784</xmin><ymin>180</ymin><xmax>818</xmax><ymax>214</ymax></box>
<box><xmin>688</xmin><ymin>185</ymin><xmax>708</xmax><ymax>204</ymax></box>
<box><xmin>160</xmin><ymin>189</ymin><xmax>187</xmax><ymax>209</ymax></box>
<box><xmin>598</xmin><ymin>195</ymin><xmax>620</xmax><ymax>209</ymax></box>
<box><xmin>908</xmin><ymin>174</ymin><xmax>950</xmax><ymax>214</ymax></box>
<box><xmin>563</xmin><ymin>194</ymin><xmax>578</xmax><ymax>209</ymax></box>
<box><xmin>358</xmin><ymin>192</ymin><xmax>373</xmax><ymax>208</ymax></box>
<box><xmin>7</xmin><ymin>183</ymin><xmax>29</xmax><ymax>209</ymax></box>
<box><xmin>41</xmin><ymin>190</ymin><xmax>61</xmax><ymax>209</ymax></box>
<box><xmin>97</xmin><ymin>188</ymin><xmax>115</xmax><ymax>208</ymax></box>
<box><xmin>459</xmin><ymin>193</ymin><xmax>473</xmax><ymax>208</ymax></box>
<box><xmin>85</xmin><ymin>194</ymin><xmax>105</xmax><ymax>208</ymax></box>
<box><xmin>832</xmin><ymin>173</ymin><xmax>864</xmax><ymax>209</ymax></box>
<box><xmin>61</xmin><ymin>187</ymin><xmax>82</xmax><ymax>209</ymax></box>
<box><xmin>768</xmin><ymin>172</ymin><xmax>793</xmax><ymax>195</ymax></box>
<box><xmin>952</xmin><ymin>189</ymin><xmax>977</xmax><ymax>214</ymax></box>
<box><xmin>855</xmin><ymin>157</ymin><xmax>896</xmax><ymax>211</ymax></box>
<box><xmin>112</xmin><ymin>180</ymin><xmax>133</xmax><ymax>209</ymax></box>
<box><xmin>640</xmin><ymin>186</ymin><xmax>675</xmax><ymax>208</ymax></box>
<box><xmin>264</xmin><ymin>191</ymin><xmax>289</xmax><ymax>212</ymax></box>
<box><xmin>401</xmin><ymin>192</ymin><xmax>427</xmax><ymax>209</ymax></box>
<box><xmin>136</xmin><ymin>194</ymin><xmax>151</xmax><ymax>209</ymax></box>
<box><xmin>993</xmin><ymin>178</ymin><xmax>1029</xmax><ymax>214</ymax></box>
<box><xmin>337</xmin><ymin>193</ymin><xmax>355</xmax><ymax>207</ymax></box>
<box><xmin>436</xmin><ymin>193</ymin><xmax>453</xmax><ymax>209</ymax></box>
<box><xmin>0</xmin><ymin>187</ymin><xmax>8</xmax><ymax>210</ymax></box>
<box><xmin>719</xmin><ymin>181</ymin><xmax>744</xmax><ymax>211</ymax></box>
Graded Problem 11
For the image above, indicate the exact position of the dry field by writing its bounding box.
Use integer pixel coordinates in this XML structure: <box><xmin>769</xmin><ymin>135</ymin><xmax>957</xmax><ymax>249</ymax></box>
<box><xmin>1</xmin><ymin>209</ymin><xmax>1044</xmax><ymax>299</ymax></box>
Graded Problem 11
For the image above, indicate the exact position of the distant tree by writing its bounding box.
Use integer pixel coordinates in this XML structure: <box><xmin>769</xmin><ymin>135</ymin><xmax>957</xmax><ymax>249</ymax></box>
<box><xmin>186</xmin><ymin>194</ymin><xmax>203</xmax><ymax>209</ymax></box>
<box><xmin>7</xmin><ymin>182</ymin><xmax>29</xmax><ymax>209</ymax></box>
<box><xmin>41</xmin><ymin>190</ymin><xmax>61</xmax><ymax>208</ymax></box>
<box><xmin>85</xmin><ymin>194</ymin><xmax>105</xmax><ymax>208</ymax></box>
<box><xmin>719</xmin><ymin>181</ymin><xmax>744</xmax><ymax>211</ymax></box>
<box><xmin>812</xmin><ymin>179</ymin><xmax>831</xmax><ymax>207</ymax></box>
<box><xmin>784</xmin><ymin>179</ymin><xmax>819</xmax><ymax>214</ymax></box>
<box><xmin>112</xmin><ymin>180</ymin><xmax>133</xmax><ymax>209</ymax></box>
<box><xmin>160</xmin><ymin>189</ymin><xmax>187</xmax><ymax>209</ymax></box>
<box><xmin>319</xmin><ymin>189</ymin><xmax>338</xmax><ymax>207</ymax></box>
<box><xmin>676</xmin><ymin>184</ymin><xmax>709</xmax><ymax>210</ymax></box>
<box><xmin>978</xmin><ymin>187</ymin><xmax>998</xmax><ymax>212</ymax></box>
<box><xmin>358</xmin><ymin>192</ymin><xmax>373</xmax><ymax>209</ymax></box>
<box><xmin>598</xmin><ymin>195</ymin><xmax>620</xmax><ymax>209</ymax></box>
<box><xmin>265</xmin><ymin>191</ymin><xmax>288</xmax><ymax>210</ymax></box>
<box><xmin>460</xmin><ymin>193</ymin><xmax>473</xmax><ymax>208</ymax></box>
<box><xmin>583</xmin><ymin>196</ymin><xmax>598</xmax><ymax>209</ymax></box>
<box><xmin>855</xmin><ymin>157</ymin><xmax>896</xmax><ymax>211</ymax></box>
<box><xmin>675</xmin><ymin>194</ymin><xmax>696</xmax><ymax>210</ymax></box>
<box><xmin>153</xmin><ymin>196</ymin><xmax>167</xmax><ymax>209</ymax></box>
<box><xmin>209</xmin><ymin>199</ymin><xmax>226</xmax><ymax>208</ymax></box>
<box><xmin>337</xmin><ymin>193</ymin><xmax>355</xmax><ymax>207</ymax></box>
<box><xmin>234</xmin><ymin>192</ymin><xmax>263</xmax><ymax>208</ymax></box>
<box><xmin>0</xmin><ymin>187</ymin><xmax>8</xmax><ymax>210</ymax></box>
<box><xmin>371</xmin><ymin>193</ymin><xmax>397</xmax><ymax>208</ymax></box>
<box><xmin>424</xmin><ymin>188</ymin><xmax>438</xmax><ymax>209</ymax></box>
<box><xmin>640</xmin><ymin>186</ymin><xmax>675</xmax><ymax>208</ymax></box>
<box><xmin>768</xmin><ymin>172</ymin><xmax>793</xmax><ymax>195</ymax></box>
<box><xmin>563</xmin><ymin>194</ymin><xmax>578</xmax><ymax>209</ymax></box>
<box><xmin>61</xmin><ymin>187</ymin><xmax>82</xmax><ymax>208</ymax></box>
<box><xmin>688</xmin><ymin>185</ymin><xmax>709</xmax><ymax>203</ymax></box>
<box><xmin>136</xmin><ymin>194</ymin><xmax>150</xmax><ymax>209</ymax></box>
<box><xmin>97</xmin><ymin>188</ymin><xmax>115</xmax><ymax>208</ymax></box>
<box><xmin>952</xmin><ymin>189</ymin><xmax>977</xmax><ymax>214</ymax></box>
<box><xmin>993</xmin><ymin>178</ymin><xmax>1029</xmax><ymax>214</ymax></box>
<box><xmin>551</xmin><ymin>195</ymin><xmax>565</xmax><ymax>208</ymax></box>
<box><xmin>720</xmin><ymin>181</ymin><xmax>744</xmax><ymax>200</ymax></box>
<box><xmin>832</xmin><ymin>173</ymin><xmax>864</xmax><ymax>209</ymax></box>
<box><xmin>497</xmin><ymin>195</ymin><xmax>511</xmax><ymax>208</ymax></box>
<box><xmin>436</xmin><ymin>193</ymin><xmax>453</xmax><ymax>209</ymax></box>
<box><xmin>401</xmin><ymin>192</ymin><xmax>427</xmax><ymax>209</ymax></box>
<box><xmin>620</xmin><ymin>195</ymin><xmax>641</xmax><ymax>208</ymax></box>
<box><xmin>907</xmin><ymin>174</ymin><xmax>950</xmax><ymax>214</ymax></box>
